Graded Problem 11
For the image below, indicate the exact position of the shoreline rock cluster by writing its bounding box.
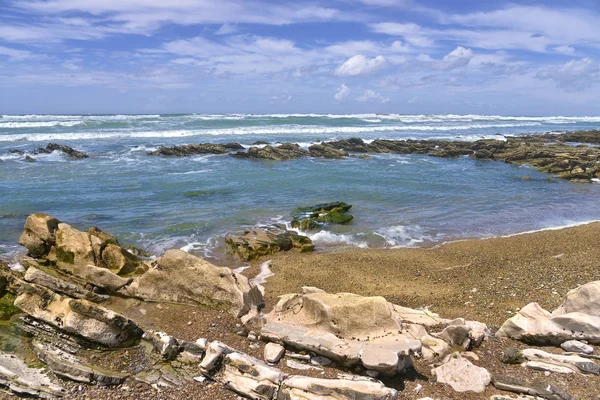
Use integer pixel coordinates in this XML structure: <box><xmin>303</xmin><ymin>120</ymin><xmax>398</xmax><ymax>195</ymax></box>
<box><xmin>1</xmin><ymin>214</ymin><xmax>600</xmax><ymax>399</ymax></box>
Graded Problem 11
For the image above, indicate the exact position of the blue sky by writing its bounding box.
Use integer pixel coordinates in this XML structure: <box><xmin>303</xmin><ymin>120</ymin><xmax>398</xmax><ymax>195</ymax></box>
<box><xmin>1</xmin><ymin>0</ymin><xmax>599</xmax><ymax>115</ymax></box>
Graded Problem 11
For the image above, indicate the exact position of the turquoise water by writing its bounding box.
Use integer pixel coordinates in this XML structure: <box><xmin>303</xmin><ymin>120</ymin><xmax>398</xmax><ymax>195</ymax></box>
<box><xmin>1</xmin><ymin>113</ymin><xmax>600</xmax><ymax>264</ymax></box>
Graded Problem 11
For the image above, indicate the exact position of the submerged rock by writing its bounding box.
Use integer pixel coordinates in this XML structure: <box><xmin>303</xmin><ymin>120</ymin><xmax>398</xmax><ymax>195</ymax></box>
<box><xmin>38</xmin><ymin>143</ymin><xmax>88</xmax><ymax>159</ymax></box>
<box><xmin>232</xmin><ymin>143</ymin><xmax>309</xmax><ymax>161</ymax></box>
<box><xmin>291</xmin><ymin>201</ymin><xmax>354</xmax><ymax>229</ymax></box>
<box><xmin>308</xmin><ymin>143</ymin><xmax>348</xmax><ymax>159</ymax></box>
<box><xmin>147</xmin><ymin>143</ymin><xmax>230</xmax><ymax>156</ymax></box>
<box><xmin>225</xmin><ymin>227</ymin><xmax>314</xmax><ymax>261</ymax></box>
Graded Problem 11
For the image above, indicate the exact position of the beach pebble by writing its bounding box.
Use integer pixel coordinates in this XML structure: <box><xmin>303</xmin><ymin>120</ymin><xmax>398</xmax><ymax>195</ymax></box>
<box><xmin>310</xmin><ymin>356</ymin><xmax>332</xmax><ymax>366</ymax></box>
<box><xmin>264</xmin><ymin>343</ymin><xmax>285</xmax><ymax>364</ymax></box>
<box><xmin>561</xmin><ymin>340</ymin><xmax>594</xmax><ymax>354</ymax></box>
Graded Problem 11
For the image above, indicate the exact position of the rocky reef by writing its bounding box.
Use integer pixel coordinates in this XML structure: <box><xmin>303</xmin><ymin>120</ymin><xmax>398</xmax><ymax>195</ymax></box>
<box><xmin>291</xmin><ymin>201</ymin><xmax>354</xmax><ymax>229</ymax></box>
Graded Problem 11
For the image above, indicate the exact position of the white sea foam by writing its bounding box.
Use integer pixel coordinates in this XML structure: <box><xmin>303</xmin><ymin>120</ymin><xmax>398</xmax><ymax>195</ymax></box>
<box><xmin>307</xmin><ymin>230</ymin><xmax>369</xmax><ymax>248</ymax></box>
<box><xmin>251</xmin><ymin>260</ymin><xmax>274</xmax><ymax>295</ymax></box>
<box><xmin>0</xmin><ymin>121</ymin><xmax>84</xmax><ymax>128</ymax></box>
<box><xmin>0</xmin><ymin>122</ymin><xmax>543</xmax><ymax>142</ymax></box>
<box><xmin>374</xmin><ymin>225</ymin><xmax>434</xmax><ymax>248</ymax></box>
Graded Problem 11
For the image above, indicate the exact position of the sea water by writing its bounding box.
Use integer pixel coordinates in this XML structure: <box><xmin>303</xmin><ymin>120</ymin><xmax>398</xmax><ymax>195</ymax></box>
<box><xmin>1</xmin><ymin>113</ymin><xmax>600</xmax><ymax>264</ymax></box>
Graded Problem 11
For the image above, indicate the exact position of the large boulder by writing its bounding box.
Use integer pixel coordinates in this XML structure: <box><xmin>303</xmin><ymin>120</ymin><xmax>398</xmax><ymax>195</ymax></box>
<box><xmin>291</xmin><ymin>202</ymin><xmax>353</xmax><ymax>229</ymax></box>
<box><xmin>53</xmin><ymin>223</ymin><xmax>96</xmax><ymax>266</ymax></box>
<box><xmin>225</xmin><ymin>227</ymin><xmax>314</xmax><ymax>261</ymax></box>
<box><xmin>123</xmin><ymin>249</ymin><xmax>262</xmax><ymax>317</ymax></box>
<box><xmin>18</xmin><ymin>214</ymin><xmax>60</xmax><ymax>258</ymax></box>
<box><xmin>554</xmin><ymin>281</ymin><xmax>600</xmax><ymax>316</ymax></box>
<box><xmin>14</xmin><ymin>283</ymin><xmax>142</xmax><ymax>347</ymax></box>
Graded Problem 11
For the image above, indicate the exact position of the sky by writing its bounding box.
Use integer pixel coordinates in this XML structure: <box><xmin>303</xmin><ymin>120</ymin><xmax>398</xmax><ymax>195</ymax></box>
<box><xmin>1</xmin><ymin>0</ymin><xmax>600</xmax><ymax>115</ymax></box>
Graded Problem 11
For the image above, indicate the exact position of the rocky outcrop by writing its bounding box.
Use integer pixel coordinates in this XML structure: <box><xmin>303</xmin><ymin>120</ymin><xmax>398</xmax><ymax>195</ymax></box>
<box><xmin>37</xmin><ymin>143</ymin><xmax>88</xmax><ymax>159</ymax></box>
<box><xmin>225</xmin><ymin>227</ymin><xmax>314</xmax><ymax>261</ymax></box>
<box><xmin>14</xmin><ymin>282</ymin><xmax>143</xmax><ymax>347</ymax></box>
<box><xmin>291</xmin><ymin>201</ymin><xmax>354</xmax><ymax>229</ymax></box>
<box><xmin>0</xmin><ymin>351</ymin><xmax>67</xmax><ymax>398</ymax></box>
<box><xmin>147</xmin><ymin>143</ymin><xmax>230</xmax><ymax>156</ymax></box>
<box><xmin>123</xmin><ymin>249</ymin><xmax>263</xmax><ymax>317</ymax></box>
<box><xmin>23</xmin><ymin>266</ymin><xmax>107</xmax><ymax>302</ymax></box>
<box><xmin>308</xmin><ymin>143</ymin><xmax>348</xmax><ymax>159</ymax></box>
<box><xmin>497</xmin><ymin>281</ymin><xmax>600</xmax><ymax>344</ymax></box>
<box><xmin>232</xmin><ymin>143</ymin><xmax>309</xmax><ymax>161</ymax></box>
<box><xmin>18</xmin><ymin>213</ymin><xmax>60</xmax><ymax>258</ymax></box>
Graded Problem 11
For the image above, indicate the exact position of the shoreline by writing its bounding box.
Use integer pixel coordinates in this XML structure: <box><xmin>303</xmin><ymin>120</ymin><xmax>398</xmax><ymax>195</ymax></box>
<box><xmin>256</xmin><ymin>221</ymin><xmax>600</xmax><ymax>327</ymax></box>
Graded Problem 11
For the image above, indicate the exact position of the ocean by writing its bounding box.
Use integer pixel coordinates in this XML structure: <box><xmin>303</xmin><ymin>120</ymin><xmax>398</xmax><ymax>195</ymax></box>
<box><xmin>1</xmin><ymin>113</ymin><xmax>600</xmax><ymax>265</ymax></box>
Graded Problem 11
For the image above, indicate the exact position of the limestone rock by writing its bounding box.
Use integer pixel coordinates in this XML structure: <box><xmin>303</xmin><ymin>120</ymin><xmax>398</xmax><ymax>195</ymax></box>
<box><xmin>222</xmin><ymin>352</ymin><xmax>285</xmax><ymax>400</ymax></box>
<box><xmin>58</xmin><ymin>263</ymin><xmax>132</xmax><ymax>292</ymax></box>
<box><xmin>124</xmin><ymin>250</ymin><xmax>262</xmax><ymax>317</ymax></box>
<box><xmin>431</xmin><ymin>352</ymin><xmax>490</xmax><ymax>393</ymax></box>
<box><xmin>225</xmin><ymin>227</ymin><xmax>314</xmax><ymax>261</ymax></box>
<box><xmin>519</xmin><ymin>348</ymin><xmax>600</xmax><ymax>375</ymax></box>
<box><xmin>14</xmin><ymin>283</ymin><xmax>142</xmax><ymax>347</ymax></box>
<box><xmin>491</xmin><ymin>375</ymin><xmax>576</xmax><ymax>400</ymax></box>
<box><xmin>554</xmin><ymin>281</ymin><xmax>600</xmax><ymax>316</ymax></box>
<box><xmin>200</xmin><ymin>341</ymin><xmax>235</xmax><ymax>374</ymax></box>
<box><xmin>24</xmin><ymin>266</ymin><xmax>107</xmax><ymax>302</ymax></box>
<box><xmin>264</xmin><ymin>342</ymin><xmax>285</xmax><ymax>364</ymax></box>
<box><xmin>0</xmin><ymin>351</ymin><xmax>67</xmax><ymax>398</ymax></box>
<box><xmin>279</xmin><ymin>375</ymin><xmax>398</xmax><ymax>400</ymax></box>
<box><xmin>143</xmin><ymin>330</ymin><xmax>181</xmax><ymax>361</ymax></box>
<box><xmin>18</xmin><ymin>213</ymin><xmax>60</xmax><ymax>258</ymax></box>
<box><xmin>101</xmin><ymin>243</ymin><xmax>143</xmax><ymax>275</ymax></box>
<box><xmin>53</xmin><ymin>223</ymin><xmax>96</xmax><ymax>266</ymax></box>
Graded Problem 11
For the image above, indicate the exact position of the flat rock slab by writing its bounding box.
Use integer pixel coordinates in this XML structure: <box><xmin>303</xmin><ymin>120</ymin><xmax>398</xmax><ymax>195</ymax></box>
<box><xmin>431</xmin><ymin>353</ymin><xmax>491</xmax><ymax>393</ymax></box>
<box><xmin>0</xmin><ymin>352</ymin><xmax>67</xmax><ymax>398</ymax></box>
<box><xmin>279</xmin><ymin>375</ymin><xmax>398</xmax><ymax>400</ymax></box>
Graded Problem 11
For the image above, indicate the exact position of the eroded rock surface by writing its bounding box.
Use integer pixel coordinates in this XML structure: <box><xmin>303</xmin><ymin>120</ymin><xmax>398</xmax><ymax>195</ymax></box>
<box><xmin>225</xmin><ymin>227</ymin><xmax>314</xmax><ymax>261</ymax></box>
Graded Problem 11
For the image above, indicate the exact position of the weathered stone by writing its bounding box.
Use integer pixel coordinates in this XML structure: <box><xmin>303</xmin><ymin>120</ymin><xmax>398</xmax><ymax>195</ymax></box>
<box><xmin>491</xmin><ymin>375</ymin><xmax>577</xmax><ymax>400</ymax></box>
<box><xmin>232</xmin><ymin>143</ymin><xmax>309</xmax><ymax>161</ymax></box>
<box><xmin>58</xmin><ymin>263</ymin><xmax>132</xmax><ymax>292</ymax></box>
<box><xmin>18</xmin><ymin>213</ymin><xmax>60</xmax><ymax>258</ymax></box>
<box><xmin>560</xmin><ymin>340</ymin><xmax>594</xmax><ymax>354</ymax></box>
<box><xmin>143</xmin><ymin>330</ymin><xmax>181</xmax><ymax>361</ymax></box>
<box><xmin>24</xmin><ymin>266</ymin><xmax>107</xmax><ymax>302</ymax></box>
<box><xmin>101</xmin><ymin>243</ymin><xmax>143</xmax><ymax>275</ymax></box>
<box><xmin>308</xmin><ymin>144</ymin><xmax>348</xmax><ymax>159</ymax></box>
<box><xmin>431</xmin><ymin>352</ymin><xmax>490</xmax><ymax>393</ymax></box>
<box><xmin>554</xmin><ymin>281</ymin><xmax>600</xmax><ymax>316</ymax></box>
<box><xmin>279</xmin><ymin>375</ymin><xmax>398</xmax><ymax>400</ymax></box>
<box><xmin>123</xmin><ymin>250</ymin><xmax>262</xmax><ymax>317</ymax></box>
<box><xmin>222</xmin><ymin>352</ymin><xmax>285</xmax><ymax>400</ymax></box>
<box><xmin>14</xmin><ymin>283</ymin><xmax>142</xmax><ymax>347</ymax></box>
<box><xmin>33</xmin><ymin>341</ymin><xmax>128</xmax><ymax>386</ymax></box>
<box><xmin>53</xmin><ymin>223</ymin><xmax>96</xmax><ymax>266</ymax></box>
<box><xmin>519</xmin><ymin>348</ymin><xmax>600</xmax><ymax>375</ymax></box>
<box><xmin>148</xmin><ymin>143</ymin><xmax>230</xmax><ymax>156</ymax></box>
<box><xmin>434</xmin><ymin>324</ymin><xmax>470</xmax><ymax>348</ymax></box>
<box><xmin>41</xmin><ymin>143</ymin><xmax>88</xmax><ymax>158</ymax></box>
<box><xmin>0</xmin><ymin>351</ymin><xmax>67</xmax><ymax>398</ymax></box>
<box><xmin>264</xmin><ymin>342</ymin><xmax>285</xmax><ymax>364</ymax></box>
<box><xmin>225</xmin><ymin>227</ymin><xmax>313</xmax><ymax>261</ymax></box>
<box><xmin>200</xmin><ymin>341</ymin><xmax>236</xmax><ymax>374</ymax></box>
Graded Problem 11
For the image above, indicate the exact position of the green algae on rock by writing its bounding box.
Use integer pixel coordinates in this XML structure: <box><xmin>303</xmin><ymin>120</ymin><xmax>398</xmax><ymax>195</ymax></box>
<box><xmin>291</xmin><ymin>201</ymin><xmax>354</xmax><ymax>230</ymax></box>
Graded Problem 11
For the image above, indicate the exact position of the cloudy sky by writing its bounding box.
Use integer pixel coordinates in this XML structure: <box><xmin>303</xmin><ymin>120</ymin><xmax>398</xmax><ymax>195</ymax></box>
<box><xmin>1</xmin><ymin>0</ymin><xmax>599</xmax><ymax>115</ymax></box>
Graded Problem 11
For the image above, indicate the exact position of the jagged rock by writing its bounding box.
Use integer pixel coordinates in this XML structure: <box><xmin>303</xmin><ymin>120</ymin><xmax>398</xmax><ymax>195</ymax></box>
<box><xmin>225</xmin><ymin>227</ymin><xmax>314</xmax><ymax>261</ymax></box>
<box><xmin>123</xmin><ymin>250</ymin><xmax>262</xmax><ymax>317</ymax></box>
<box><xmin>262</xmin><ymin>290</ymin><xmax>421</xmax><ymax>375</ymax></box>
<box><xmin>101</xmin><ymin>243</ymin><xmax>143</xmax><ymax>275</ymax></box>
<box><xmin>264</xmin><ymin>342</ymin><xmax>285</xmax><ymax>364</ymax></box>
<box><xmin>14</xmin><ymin>283</ymin><xmax>142</xmax><ymax>347</ymax></box>
<box><xmin>491</xmin><ymin>375</ymin><xmax>577</xmax><ymax>400</ymax></box>
<box><xmin>278</xmin><ymin>375</ymin><xmax>398</xmax><ymax>400</ymax></box>
<box><xmin>58</xmin><ymin>263</ymin><xmax>132</xmax><ymax>292</ymax></box>
<box><xmin>23</xmin><ymin>266</ymin><xmax>107</xmax><ymax>302</ymax></box>
<box><xmin>0</xmin><ymin>352</ymin><xmax>67</xmax><ymax>398</ymax></box>
<box><xmin>434</xmin><ymin>324</ymin><xmax>470</xmax><ymax>349</ymax></box>
<box><xmin>518</xmin><ymin>348</ymin><xmax>600</xmax><ymax>375</ymax></box>
<box><xmin>561</xmin><ymin>340</ymin><xmax>594</xmax><ymax>354</ymax></box>
<box><xmin>431</xmin><ymin>352</ymin><xmax>490</xmax><ymax>393</ymax></box>
<box><xmin>143</xmin><ymin>330</ymin><xmax>181</xmax><ymax>361</ymax></box>
<box><xmin>53</xmin><ymin>223</ymin><xmax>96</xmax><ymax>266</ymax></box>
<box><xmin>147</xmin><ymin>143</ymin><xmax>229</xmax><ymax>156</ymax></box>
<box><xmin>308</xmin><ymin>143</ymin><xmax>348</xmax><ymax>159</ymax></box>
<box><xmin>39</xmin><ymin>143</ymin><xmax>88</xmax><ymax>159</ymax></box>
<box><xmin>200</xmin><ymin>341</ymin><xmax>236</xmax><ymax>374</ymax></box>
<box><xmin>18</xmin><ymin>213</ymin><xmax>60</xmax><ymax>258</ymax></box>
<box><xmin>232</xmin><ymin>143</ymin><xmax>309</xmax><ymax>161</ymax></box>
<box><xmin>222</xmin><ymin>352</ymin><xmax>285</xmax><ymax>400</ymax></box>
<box><xmin>33</xmin><ymin>341</ymin><xmax>128</xmax><ymax>385</ymax></box>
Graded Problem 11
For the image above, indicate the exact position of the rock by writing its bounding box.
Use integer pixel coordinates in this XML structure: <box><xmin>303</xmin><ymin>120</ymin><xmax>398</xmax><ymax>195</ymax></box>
<box><xmin>524</xmin><ymin>361</ymin><xmax>575</xmax><ymax>374</ymax></box>
<box><xmin>264</xmin><ymin>342</ymin><xmax>285</xmax><ymax>364</ymax></box>
<box><xmin>561</xmin><ymin>340</ymin><xmax>594</xmax><ymax>354</ymax></box>
<box><xmin>222</xmin><ymin>352</ymin><xmax>285</xmax><ymax>399</ymax></box>
<box><xmin>286</xmin><ymin>359</ymin><xmax>322</xmax><ymax>371</ymax></box>
<box><xmin>143</xmin><ymin>331</ymin><xmax>181</xmax><ymax>361</ymax></box>
<box><xmin>223</xmin><ymin>142</ymin><xmax>244</xmax><ymax>150</ymax></box>
<box><xmin>0</xmin><ymin>351</ymin><xmax>67</xmax><ymax>398</ymax></box>
<box><xmin>40</xmin><ymin>143</ymin><xmax>88</xmax><ymax>158</ymax></box>
<box><xmin>472</xmin><ymin>149</ymin><xmax>495</xmax><ymax>159</ymax></box>
<box><xmin>431</xmin><ymin>352</ymin><xmax>490</xmax><ymax>393</ymax></box>
<box><xmin>147</xmin><ymin>143</ymin><xmax>229</xmax><ymax>156</ymax></box>
<box><xmin>123</xmin><ymin>249</ymin><xmax>262</xmax><ymax>317</ymax></box>
<box><xmin>291</xmin><ymin>202</ymin><xmax>354</xmax><ymax>229</ymax></box>
<box><xmin>199</xmin><ymin>341</ymin><xmax>235</xmax><ymax>374</ymax></box>
<box><xmin>53</xmin><ymin>223</ymin><xmax>96</xmax><ymax>266</ymax></box>
<box><xmin>25</xmin><ymin>155</ymin><xmax>36</xmax><ymax>162</ymax></box>
<box><xmin>554</xmin><ymin>281</ymin><xmax>600</xmax><ymax>316</ymax></box>
<box><xmin>18</xmin><ymin>213</ymin><xmax>60</xmax><ymax>258</ymax></box>
<box><xmin>311</xmin><ymin>356</ymin><xmax>332</xmax><ymax>366</ymax></box>
<box><xmin>232</xmin><ymin>143</ymin><xmax>309</xmax><ymax>161</ymax></box>
<box><xmin>23</xmin><ymin>266</ymin><xmax>107</xmax><ymax>302</ymax></box>
<box><xmin>491</xmin><ymin>375</ymin><xmax>577</xmax><ymax>400</ymax></box>
<box><xmin>225</xmin><ymin>227</ymin><xmax>314</xmax><ymax>261</ymax></box>
<box><xmin>518</xmin><ymin>348</ymin><xmax>600</xmax><ymax>375</ymax></box>
<box><xmin>13</xmin><ymin>283</ymin><xmax>143</xmax><ymax>347</ymax></box>
<box><xmin>101</xmin><ymin>243</ymin><xmax>143</xmax><ymax>275</ymax></box>
<box><xmin>279</xmin><ymin>375</ymin><xmax>398</xmax><ymax>400</ymax></box>
<box><xmin>308</xmin><ymin>143</ymin><xmax>348</xmax><ymax>159</ymax></box>
<box><xmin>59</xmin><ymin>263</ymin><xmax>132</xmax><ymax>292</ymax></box>
<box><xmin>33</xmin><ymin>341</ymin><xmax>128</xmax><ymax>386</ymax></box>
<box><xmin>434</xmin><ymin>324</ymin><xmax>470</xmax><ymax>349</ymax></box>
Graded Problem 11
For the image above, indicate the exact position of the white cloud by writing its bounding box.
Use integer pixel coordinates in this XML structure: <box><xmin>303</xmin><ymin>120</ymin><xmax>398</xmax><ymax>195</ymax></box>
<box><xmin>0</xmin><ymin>45</ymin><xmax>33</xmax><ymax>60</ymax></box>
<box><xmin>439</xmin><ymin>46</ymin><xmax>473</xmax><ymax>70</ymax></box>
<box><xmin>215</xmin><ymin>24</ymin><xmax>238</xmax><ymax>35</ymax></box>
<box><xmin>357</xmin><ymin>89</ymin><xmax>390</xmax><ymax>103</ymax></box>
<box><xmin>334</xmin><ymin>84</ymin><xmax>350</xmax><ymax>100</ymax></box>
<box><xmin>554</xmin><ymin>45</ymin><xmax>576</xmax><ymax>55</ymax></box>
<box><xmin>370</xmin><ymin>23</ymin><xmax>434</xmax><ymax>47</ymax></box>
<box><xmin>536</xmin><ymin>58</ymin><xmax>600</xmax><ymax>91</ymax></box>
<box><xmin>335</xmin><ymin>55</ymin><xmax>386</xmax><ymax>76</ymax></box>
